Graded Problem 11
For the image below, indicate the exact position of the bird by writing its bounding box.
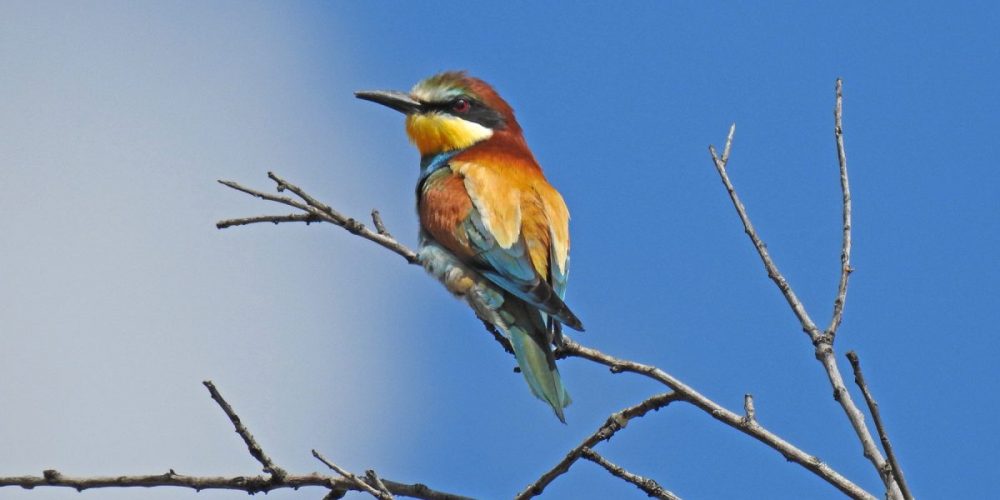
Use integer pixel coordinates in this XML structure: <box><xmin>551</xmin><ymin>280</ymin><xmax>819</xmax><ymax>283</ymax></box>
<box><xmin>356</xmin><ymin>71</ymin><xmax>584</xmax><ymax>422</ymax></box>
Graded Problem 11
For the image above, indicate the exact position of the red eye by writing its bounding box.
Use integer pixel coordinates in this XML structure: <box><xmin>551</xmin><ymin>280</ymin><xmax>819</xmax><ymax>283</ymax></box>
<box><xmin>452</xmin><ymin>99</ymin><xmax>470</xmax><ymax>113</ymax></box>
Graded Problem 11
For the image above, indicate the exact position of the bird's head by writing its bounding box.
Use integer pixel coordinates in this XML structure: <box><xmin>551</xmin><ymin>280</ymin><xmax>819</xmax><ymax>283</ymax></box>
<box><xmin>356</xmin><ymin>71</ymin><xmax>520</xmax><ymax>156</ymax></box>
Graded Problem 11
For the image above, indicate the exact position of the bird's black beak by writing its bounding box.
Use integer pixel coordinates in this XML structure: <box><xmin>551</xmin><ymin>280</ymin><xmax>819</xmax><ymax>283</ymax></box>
<box><xmin>355</xmin><ymin>90</ymin><xmax>422</xmax><ymax>115</ymax></box>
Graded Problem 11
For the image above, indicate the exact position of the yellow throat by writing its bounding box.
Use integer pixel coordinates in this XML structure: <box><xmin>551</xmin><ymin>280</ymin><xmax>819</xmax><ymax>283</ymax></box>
<box><xmin>405</xmin><ymin>113</ymin><xmax>494</xmax><ymax>155</ymax></box>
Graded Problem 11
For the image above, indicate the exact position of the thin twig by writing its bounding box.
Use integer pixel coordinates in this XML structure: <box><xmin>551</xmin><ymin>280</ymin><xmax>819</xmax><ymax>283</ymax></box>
<box><xmin>827</xmin><ymin>78</ymin><xmax>853</xmax><ymax>339</ymax></box>
<box><xmin>217</xmin><ymin>179</ymin><xmax>315</xmax><ymax>214</ymax></box>
<box><xmin>559</xmin><ymin>339</ymin><xmax>875</xmax><ymax>500</ymax></box>
<box><xmin>312</xmin><ymin>450</ymin><xmax>393</xmax><ymax>500</ymax></box>
<box><xmin>371</xmin><ymin>209</ymin><xmax>393</xmax><ymax>237</ymax></box>
<box><xmin>202</xmin><ymin>380</ymin><xmax>287</xmax><ymax>480</ymax></box>
<box><xmin>0</xmin><ymin>471</ymin><xmax>468</xmax><ymax>500</ymax></box>
<box><xmin>579</xmin><ymin>448</ymin><xmax>680</xmax><ymax>500</ymax></box>
<box><xmin>721</xmin><ymin>122</ymin><xmax>735</xmax><ymax>165</ymax></box>
<box><xmin>847</xmin><ymin>352</ymin><xmax>914</xmax><ymax>500</ymax></box>
<box><xmin>516</xmin><ymin>392</ymin><xmax>682</xmax><ymax>500</ymax></box>
<box><xmin>709</xmin><ymin>125</ymin><xmax>820</xmax><ymax>343</ymax></box>
<box><xmin>216</xmin><ymin>213</ymin><xmax>321</xmax><ymax>229</ymax></box>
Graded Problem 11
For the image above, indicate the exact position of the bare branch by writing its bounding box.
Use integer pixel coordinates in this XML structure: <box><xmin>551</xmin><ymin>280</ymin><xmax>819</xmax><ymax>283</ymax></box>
<box><xmin>516</xmin><ymin>392</ymin><xmax>682</xmax><ymax>500</ymax></box>
<box><xmin>313</xmin><ymin>450</ymin><xmax>393</xmax><ymax>500</ymax></box>
<box><xmin>827</xmin><ymin>78</ymin><xmax>853</xmax><ymax>339</ymax></box>
<box><xmin>0</xmin><ymin>381</ymin><xmax>472</xmax><ymax>499</ymax></box>
<box><xmin>559</xmin><ymin>339</ymin><xmax>875</xmax><ymax>500</ymax></box>
<box><xmin>707</xmin><ymin>84</ymin><xmax>900</xmax><ymax>498</ymax></box>
<box><xmin>202</xmin><ymin>380</ymin><xmax>286</xmax><ymax>480</ymax></box>
<box><xmin>0</xmin><ymin>471</ymin><xmax>469</xmax><ymax>500</ymax></box>
<box><xmin>847</xmin><ymin>352</ymin><xmax>914</xmax><ymax>500</ymax></box>
<box><xmin>579</xmin><ymin>448</ymin><xmax>680</xmax><ymax>500</ymax></box>
<box><xmin>217</xmin><ymin>173</ymin><xmax>419</xmax><ymax>264</ymax></box>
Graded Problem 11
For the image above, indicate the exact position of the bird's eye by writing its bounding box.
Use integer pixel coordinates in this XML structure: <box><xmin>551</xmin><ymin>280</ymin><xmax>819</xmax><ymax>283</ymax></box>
<box><xmin>452</xmin><ymin>99</ymin><xmax>471</xmax><ymax>113</ymax></box>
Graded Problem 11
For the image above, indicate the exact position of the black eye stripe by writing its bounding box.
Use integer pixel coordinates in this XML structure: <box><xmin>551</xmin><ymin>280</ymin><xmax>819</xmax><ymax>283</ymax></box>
<box><xmin>422</xmin><ymin>97</ymin><xmax>506</xmax><ymax>130</ymax></box>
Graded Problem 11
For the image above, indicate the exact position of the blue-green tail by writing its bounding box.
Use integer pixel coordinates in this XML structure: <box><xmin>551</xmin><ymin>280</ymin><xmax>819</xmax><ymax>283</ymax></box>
<box><xmin>501</xmin><ymin>300</ymin><xmax>571</xmax><ymax>422</ymax></box>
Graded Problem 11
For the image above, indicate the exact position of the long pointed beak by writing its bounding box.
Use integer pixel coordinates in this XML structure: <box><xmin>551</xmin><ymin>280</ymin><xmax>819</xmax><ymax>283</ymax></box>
<box><xmin>355</xmin><ymin>90</ymin><xmax>422</xmax><ymax>114</ymax></box>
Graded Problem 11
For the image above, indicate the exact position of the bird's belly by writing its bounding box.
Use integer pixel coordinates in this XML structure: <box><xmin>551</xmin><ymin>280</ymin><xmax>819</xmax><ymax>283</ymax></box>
<box><xmin>418</xmin><ymin>238</ymin><xmax>505</xmax><ymax>317</ymax></box>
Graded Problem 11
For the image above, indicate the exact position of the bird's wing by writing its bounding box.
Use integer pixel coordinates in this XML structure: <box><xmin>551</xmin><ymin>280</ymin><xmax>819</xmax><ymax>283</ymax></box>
<box><xmin>538</xmin><ymin>181</ymin><xmax>570</xmax><ymax>300</ymax></box>
<box><xmin>452</xmin><ymin>161</ymin><xmax>583</xmax><ymax>331</ymax></box>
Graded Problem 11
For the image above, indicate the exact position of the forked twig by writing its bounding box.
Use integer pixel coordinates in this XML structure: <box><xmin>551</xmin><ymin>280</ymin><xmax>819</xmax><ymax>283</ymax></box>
<box><xmin>516</xmin><ymin>392</ymin><xmax>682</xmax><ymax>500</ymax></box>
<box><xmin>707</xmin><ymin>82</ymin><xmax>900</xmax><ymax>499</ymax></box>
<box><xmin>217</xmin><ymin>172</ymin><xmax>418</xmax><ymax>264</ymax></box>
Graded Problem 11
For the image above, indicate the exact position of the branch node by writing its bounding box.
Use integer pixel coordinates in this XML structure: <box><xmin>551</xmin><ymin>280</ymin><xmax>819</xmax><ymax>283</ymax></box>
<box><xmin>365</xmin><ymin>470</ymin><xmax>393</xmax><ymax>498</ymax></box>
<box><xmin>742</xmin><ymin>393</ymin><xmax>757</xmax><ymax>424</ymax></box>
<box><xmin>202</xmin><ymin>380</ymin><xmax>288</xmax><ymax>481</ymax></box>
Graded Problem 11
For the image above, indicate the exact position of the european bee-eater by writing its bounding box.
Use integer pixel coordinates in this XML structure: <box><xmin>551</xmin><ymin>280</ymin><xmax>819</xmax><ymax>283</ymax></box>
<box><xmin>356</xmin><ymin>71</ymin><xmax>583</xmax><ymax>422</ymax></box>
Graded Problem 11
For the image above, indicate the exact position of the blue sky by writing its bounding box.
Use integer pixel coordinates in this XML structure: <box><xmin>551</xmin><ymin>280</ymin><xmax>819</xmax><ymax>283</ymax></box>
<box><xmin>2</xmin><ymin>2</ymin><xmax>998</xmax><ymax>499</ymax></box>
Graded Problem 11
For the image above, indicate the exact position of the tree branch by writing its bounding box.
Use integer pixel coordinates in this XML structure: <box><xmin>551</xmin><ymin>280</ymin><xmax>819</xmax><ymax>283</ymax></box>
<box><xmin>558</xmin><ymin>339</ymin><xmax>875</xmax><ymax>500</ymax></box>
<box><xmin>847</xmin><ymin>352</ymin><xmax>914</xmax><ymax>500</ymax></box>
<box><xmin>516</xmin><ymin>392</ymin><xmax>683</xmax><ymax>500</ymax></box>
<box><xmin>708</xmin><ymin>83</ymin><xmax>900</xmax><ymax>499</ymax></box>
<box><xmin>0</xmin><ymin>381</ymin><xmax>472</xmax><ymax>499</ymax></box>
<box><xmin>217</xmin><ymin>172</ymin><xmax>418</xmax><ymax>264</ymax></box>
<box><xmin>0</xmin><ymin>471</ymin><xmax>472</xmax><ymax>499</ymax></box>
<box><xmin>579</xmin><ymin>448</ymin><xmax>679</xmax><ymax>500</ymax></box>
<box><xmin>709</xmin><ymin>123</ymin><xmax>822</xmax><ymax>343</ymax></box>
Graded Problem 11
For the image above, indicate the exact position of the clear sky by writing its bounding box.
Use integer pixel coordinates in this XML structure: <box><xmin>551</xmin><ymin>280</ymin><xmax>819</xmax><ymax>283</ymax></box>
<box><xmin>2</xmin><ymin>2</ymin><xmax>997</xmax><ymax>499</ymax></box>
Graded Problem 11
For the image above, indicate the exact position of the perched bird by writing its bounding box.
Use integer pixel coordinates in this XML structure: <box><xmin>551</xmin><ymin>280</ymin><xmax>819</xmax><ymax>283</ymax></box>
<box><xmin>356</xmin><ymin>71</ymin><xmax>583</xmax><ymax>422</ymax></box>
